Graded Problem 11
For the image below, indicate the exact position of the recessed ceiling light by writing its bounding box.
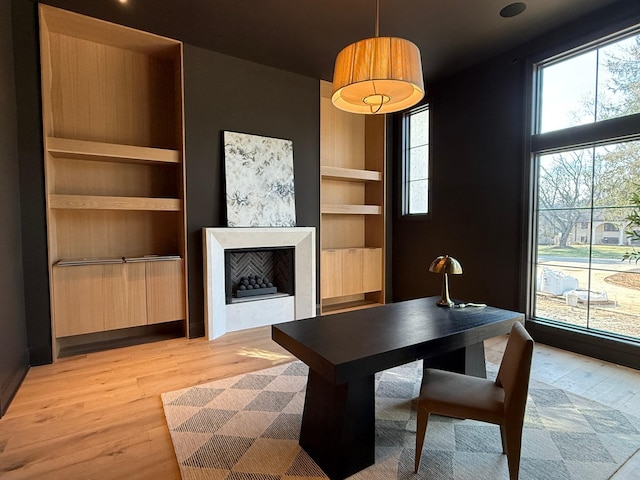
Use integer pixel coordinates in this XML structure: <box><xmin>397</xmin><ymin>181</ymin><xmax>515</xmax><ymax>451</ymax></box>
<box><xmin>118</xmin><ymin>0</ymin><xmax>128</xmax><ymax>4</ymax></box>
<box><xmin>500</xmin><ymin>2</ymin><xmax>526</xmax><ymax>18</ymax></box>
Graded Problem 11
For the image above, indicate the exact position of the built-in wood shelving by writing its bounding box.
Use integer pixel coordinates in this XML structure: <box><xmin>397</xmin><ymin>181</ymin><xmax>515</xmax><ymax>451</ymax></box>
<box><xmin>39</xmin><ymin>4</ymin><xmax>188</xmax><ymax>359</ymax></box>
<box><xmin>319</xmin><ymin>80</ymin><xmax>386</xmax><ymax>315</ymax></box>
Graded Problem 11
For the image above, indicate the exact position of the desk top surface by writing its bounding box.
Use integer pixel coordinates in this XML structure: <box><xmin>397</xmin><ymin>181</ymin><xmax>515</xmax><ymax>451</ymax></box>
<box><xmin>272</xmin><ymin>296</ymin><xmax>524</xmax><ymax>383</ymax></box>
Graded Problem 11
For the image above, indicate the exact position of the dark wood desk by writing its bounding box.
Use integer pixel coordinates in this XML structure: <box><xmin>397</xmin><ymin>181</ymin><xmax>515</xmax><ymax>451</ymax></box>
<box><xmin>271</xmin><ymin>296</ymin><xmax>524</xmax><ymax>480</ymax></box>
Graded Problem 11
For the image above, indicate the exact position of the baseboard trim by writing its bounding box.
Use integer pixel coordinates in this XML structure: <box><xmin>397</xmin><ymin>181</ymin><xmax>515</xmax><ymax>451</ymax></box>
<box><xmin>29</xmin><ymin>345</ymin><xmax>53</xmax><ymax>366</ymax></box>
<box><xmin>189</xmin><ymin>321</ymin><xmax>205</xmax><ymax>338</ymax></box>
<box><xmin>0</xmin><ymin>350</ymin><xmax>29</xmax><ymax>417</ymax></box>
<box><xmin>526</xmin><ymin>321</ymin><xmax>640</xmax><ymax>370</ymax></box>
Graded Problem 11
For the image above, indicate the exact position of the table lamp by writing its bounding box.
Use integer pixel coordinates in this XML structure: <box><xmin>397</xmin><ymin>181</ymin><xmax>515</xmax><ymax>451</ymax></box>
<box><xmin>429</xmin><ymin>255</ymin><xmax>463</xmax><ymax>307</ymax></box>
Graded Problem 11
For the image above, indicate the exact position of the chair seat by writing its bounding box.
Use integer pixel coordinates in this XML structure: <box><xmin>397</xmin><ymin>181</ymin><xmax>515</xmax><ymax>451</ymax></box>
<box><xmin>420</xmin><ymin>368</ymin><xmax>505</xmax><ymax>425</ymax></box>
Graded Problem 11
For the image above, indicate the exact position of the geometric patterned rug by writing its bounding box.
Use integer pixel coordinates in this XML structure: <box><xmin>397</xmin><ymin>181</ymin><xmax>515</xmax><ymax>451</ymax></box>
<box><xmin>161</xmin><ymin>361</ymin><xmax>640</xmax><ymax>480</ymax></box>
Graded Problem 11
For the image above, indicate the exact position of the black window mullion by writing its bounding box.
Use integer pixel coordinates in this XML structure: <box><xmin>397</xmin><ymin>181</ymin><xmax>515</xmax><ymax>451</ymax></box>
<box><xmin>532</xmin><ymin>112</ymin><xmax>640</xmax><ymax>154</ymax></box>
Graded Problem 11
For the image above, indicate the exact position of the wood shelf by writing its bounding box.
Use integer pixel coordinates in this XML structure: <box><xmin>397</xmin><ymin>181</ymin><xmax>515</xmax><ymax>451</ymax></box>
<box><xmin>49</xmin><ymin>194</ymin><xmax>181</xmax><ymax>211</ymax></box>
<box><xmin>47</xmin><ymin>137</ymin><xmax>180</xmax><ymax>164</ymax></box>
<box><xmin>320</xmin><ymin>166</ymin><xmax>382</xmax><ymax>182</ymax></box>
<box><xmin>321</xmin><ymin>204</ymin><xmax>382</xmax><ymax>215</ymax></box>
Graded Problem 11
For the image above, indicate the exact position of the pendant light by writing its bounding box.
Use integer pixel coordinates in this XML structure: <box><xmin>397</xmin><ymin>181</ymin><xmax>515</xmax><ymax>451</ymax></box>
<box><xmin>331</xmin><ymin>0</ymin><xmax>425</xmax><ymax>115</ymax></box>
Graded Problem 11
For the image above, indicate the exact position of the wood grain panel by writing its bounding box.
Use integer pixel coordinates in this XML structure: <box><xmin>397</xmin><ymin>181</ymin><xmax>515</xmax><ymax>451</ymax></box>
<box><xmin>320</xmin><ymin>90</ymin><xmax>365</xmax><ymax>169</ymax></box>
<box><xmin>341</xmin><ymin>248</ymin><xmax>364</xmax><ymax>296</ymax></box>
<box><xmin>365</xmin><ymin>116</ymin><xmax>385</xmax><ymax>174</ymax></box>
<box><xmin>365</xmin><ymin>214</ymin><xmax>386</xmax><ymax>249</ymax></box>
<box><xmin>48</xmin><ymin>32</ymin><xmax>177</xmax><ymax>148</ymax></box>
<box><xmin>321</xmin><ymin>250</ymin><xmax>343</xmax><ymax>299</ymax></box>
<box><xmin>362</xmin><ymin>248</ymin><xmax>383</xmax><ymax>293</ymax></box>
<box><xmin>103</xmin><ymin>263</ymin><xmax>147</xmax><ymax>330</ymax></box>
<box><xmin>321</xmin><ymin>215</ymin><xmax>365</xmax><ymax>249</ymax></box>
<box><xmin>321</xmin><ymin>179</ymin><xmax>364</xmax><ymax>205</ymax></box>
<box><xmin>52</xmin><ymin>264</ymin><xmax>105</xmax><ymax>337</ymax></box>
<box><xmin>145</xmin><ymin>260</ymin><xmax>185</xmax><ymax>324</ymax></box>
<box><xmin>39</xmin><ymin>4</ymin><xmax>180</xmax><ymax>59</ymax></box>
<box><xmin>53</xmin><ymin>210</ymin><xmax>180</xmax><ymax>260</ymax></box>
<box><xmin>52</xmin><ymin>157</ymin><xmax>178</xmax><ymax>198</ymax></box>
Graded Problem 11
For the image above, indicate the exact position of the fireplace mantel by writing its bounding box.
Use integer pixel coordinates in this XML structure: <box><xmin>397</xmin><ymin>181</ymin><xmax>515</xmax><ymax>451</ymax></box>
<box><xmin>203</xmin><ymin>227</ymin><xmax>316</xmax><ymax>339</ymax></box>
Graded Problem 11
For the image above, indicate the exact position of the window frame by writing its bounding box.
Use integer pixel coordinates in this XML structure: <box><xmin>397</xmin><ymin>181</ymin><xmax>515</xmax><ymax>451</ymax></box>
<box><xmin>400</xmin><ymin>104</ymin><xmax>431</xmax><ymax>219</ymax></box>
<box><xmin>526</xmin><ymin>23</ymin><xmax>640</xmax><ymax>343</ymax></box>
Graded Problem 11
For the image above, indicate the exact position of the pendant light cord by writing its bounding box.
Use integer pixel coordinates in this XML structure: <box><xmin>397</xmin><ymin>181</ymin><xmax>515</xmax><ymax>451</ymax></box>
<box><xmin>370</xmin><ymin>0</ymin><xmax>382</xmax><ymax>114</ymax></box>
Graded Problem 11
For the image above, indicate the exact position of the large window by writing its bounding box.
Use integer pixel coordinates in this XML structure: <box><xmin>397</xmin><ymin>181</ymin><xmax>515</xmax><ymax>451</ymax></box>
<box><xmin>402</xmin><ymin>105</ymin><xmax>430</xmax><ymax>215</ymax></box>
<box><xmin>531</xmin><ymin>27</ymin><xmax>640</xmax><ymax>342</ymax></box>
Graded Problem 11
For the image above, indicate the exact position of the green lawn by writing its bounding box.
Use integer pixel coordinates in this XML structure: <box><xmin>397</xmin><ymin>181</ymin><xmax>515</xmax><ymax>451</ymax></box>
<box><xmin>538</xmin><ymin>244</ymin><xmax>635</xmax><ymax>260</ymax></box>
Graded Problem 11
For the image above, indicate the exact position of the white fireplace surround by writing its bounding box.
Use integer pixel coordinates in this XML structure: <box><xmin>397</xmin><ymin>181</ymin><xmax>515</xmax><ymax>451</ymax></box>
<box><xmin>203</xmin><ymin>227</ymin><xmax>316</xmax><ymax>340</ymax></box>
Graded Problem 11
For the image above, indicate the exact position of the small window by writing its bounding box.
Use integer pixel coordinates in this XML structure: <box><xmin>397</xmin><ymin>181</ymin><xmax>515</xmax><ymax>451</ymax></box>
<box><xmin>402</xmin><ymin>105</ymin><xmax>430</xmax><ymax>215</ymax></box>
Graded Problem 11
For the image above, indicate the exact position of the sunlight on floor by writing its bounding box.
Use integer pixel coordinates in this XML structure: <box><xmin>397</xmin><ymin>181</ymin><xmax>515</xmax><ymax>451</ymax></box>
<box><xmin>236</xmin><ymin>347</ymin><xmax>292</xmax><ymax>362</ymax></box>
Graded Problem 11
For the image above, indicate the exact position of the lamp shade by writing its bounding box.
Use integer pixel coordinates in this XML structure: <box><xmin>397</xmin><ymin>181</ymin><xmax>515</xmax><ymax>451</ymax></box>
<box><xmin>331</xmin><ymin>36</ymin><xmax>425</xmax><ymax>115</ymax></box>
<box><xmin>429</xmin><ymin>255</ymin><xmax>463</xmax><ymax>275</ymax></box>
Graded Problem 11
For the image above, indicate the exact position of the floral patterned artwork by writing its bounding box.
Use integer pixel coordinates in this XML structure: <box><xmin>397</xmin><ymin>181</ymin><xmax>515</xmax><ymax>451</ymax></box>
<box><xmin>223</xmin><ymin>131</ymin><xmax>296</xmax><ymax>227</ymax></box>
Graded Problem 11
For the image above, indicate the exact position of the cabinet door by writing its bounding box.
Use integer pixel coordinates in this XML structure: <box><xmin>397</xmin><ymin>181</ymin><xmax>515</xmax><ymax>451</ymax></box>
<box><xmin>341</xmin><ymin>248</ymin><xmax>364</xmax><ymax>296</ymax></box>
<box><xmin>362</xmin><ymin>248</ymin><xmax>382</xmax><ymax>293</ymax></box>
<box><xmin>146</xmin><ymin>260</ymin><xmax>185</xmax><ymax>324</ymax></box>
<box><xmin>104</xmin><ymin>262</ymin><xmax>147</xmax><ymax>330</ymax></box>
<box><xmin>321</xmin><ymin>250</ymin><xmax>343</xmax><ymax>299</ymax></box>
<box><xmin>53</xmin><ymin>264</ymin><xmax>105</xmax><ymax>337</ymax></box>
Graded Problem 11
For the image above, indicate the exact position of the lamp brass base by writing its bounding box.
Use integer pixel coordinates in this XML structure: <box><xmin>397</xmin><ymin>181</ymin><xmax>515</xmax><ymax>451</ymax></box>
<box><xmin>436</xmin><ymin>299</ymin><xmax>454</xmax><ymax>308</ymax></box>
<box><xmin>436</xmin><ymin>273</ymin><xmax>455</xmax><ymax>308</ymax></box>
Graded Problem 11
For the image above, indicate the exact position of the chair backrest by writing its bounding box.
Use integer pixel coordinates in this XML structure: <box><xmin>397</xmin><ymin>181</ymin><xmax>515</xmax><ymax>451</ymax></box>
<box><xmin>495</xmin><ymin>322</ymin><xmax>534</xmax><ymax>418</ymax></box>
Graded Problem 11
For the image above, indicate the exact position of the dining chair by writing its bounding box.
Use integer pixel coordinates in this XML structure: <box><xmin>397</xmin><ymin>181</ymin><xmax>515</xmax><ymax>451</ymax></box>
<box><xmin>414</xmin><ymin>321</ymin><xmax>534</xmax><ymax>480</ymax></box>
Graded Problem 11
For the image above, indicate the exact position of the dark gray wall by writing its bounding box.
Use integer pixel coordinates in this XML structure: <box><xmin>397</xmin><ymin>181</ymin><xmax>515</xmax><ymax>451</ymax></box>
<box><xmin>1</xmin><ymin>0</ymin><xmax>29</xmax><ymax>417</ymax></box>
<box><xmin>183</xmin><ymin>45</ymin><xmax>319</xmax><ymax>337</ymax></box>
<box><xmin>392</xmin><ymin>54</ymin><xmax>525</xmax><ymax>310</ymax></box>
<box><xmin>12</xmin><ymin>0</ymin><xmax>52</xmax><ymax>365</ymax></box>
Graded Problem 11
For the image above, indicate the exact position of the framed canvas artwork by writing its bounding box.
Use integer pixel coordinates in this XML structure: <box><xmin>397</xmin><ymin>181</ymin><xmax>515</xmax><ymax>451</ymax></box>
<box><xmin>223</xmin><ymin>131</ymin><xmax>296</xmax><ymax>227</ymax></box>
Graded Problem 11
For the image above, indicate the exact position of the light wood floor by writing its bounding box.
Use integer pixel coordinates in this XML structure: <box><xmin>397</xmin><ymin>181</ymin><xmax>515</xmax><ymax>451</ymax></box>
<box><xmin>1</xmin><ymin>326</ymin><xmax>638</xmax><ymax>479</ymax></box>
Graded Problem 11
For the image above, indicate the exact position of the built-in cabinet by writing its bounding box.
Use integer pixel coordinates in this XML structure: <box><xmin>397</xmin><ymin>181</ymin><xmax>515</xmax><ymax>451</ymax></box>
<box><xmin>39</xmin><ymin>5</ymin><xmax>187</xmax><ymax>358</ymax></box>
<box><xmin>319</xmin><ymin>81</ymin><xmax>386</xmax><ymax>314</ymax></box>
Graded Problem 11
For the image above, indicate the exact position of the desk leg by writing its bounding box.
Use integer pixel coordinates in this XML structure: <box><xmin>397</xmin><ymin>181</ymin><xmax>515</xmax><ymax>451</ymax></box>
<box><xmin>422</xmin><ymin>341</ymin><xmax>487</xmax><ymax>378</ymax></box>
<box><xmin>299</xmin><ymin>370</ymin><xmax>375</xmax><ymax>480</ymax></box>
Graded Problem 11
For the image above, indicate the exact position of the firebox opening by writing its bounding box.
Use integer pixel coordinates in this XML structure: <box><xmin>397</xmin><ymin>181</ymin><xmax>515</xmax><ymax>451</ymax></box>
<box><xmin>224</xmin><ymin>247</ymin><xmax>295</xmax><ymax>304</ymax></box>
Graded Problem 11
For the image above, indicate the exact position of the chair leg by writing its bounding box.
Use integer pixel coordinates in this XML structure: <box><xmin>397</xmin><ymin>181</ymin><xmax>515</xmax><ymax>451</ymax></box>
<box><xmin>504</xmin><ymin>421</ymin><xmax>524</xmax><ymax>480</ymax></box>
<box><xmin>500</xmin><ymin>424</ymin><xmax>507</xmax><ymax>454</ymax></box>
<box><xmin>414</xmin><ymin>408</ymin><xmax>430</xmax><ymax>473</ymax></box>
